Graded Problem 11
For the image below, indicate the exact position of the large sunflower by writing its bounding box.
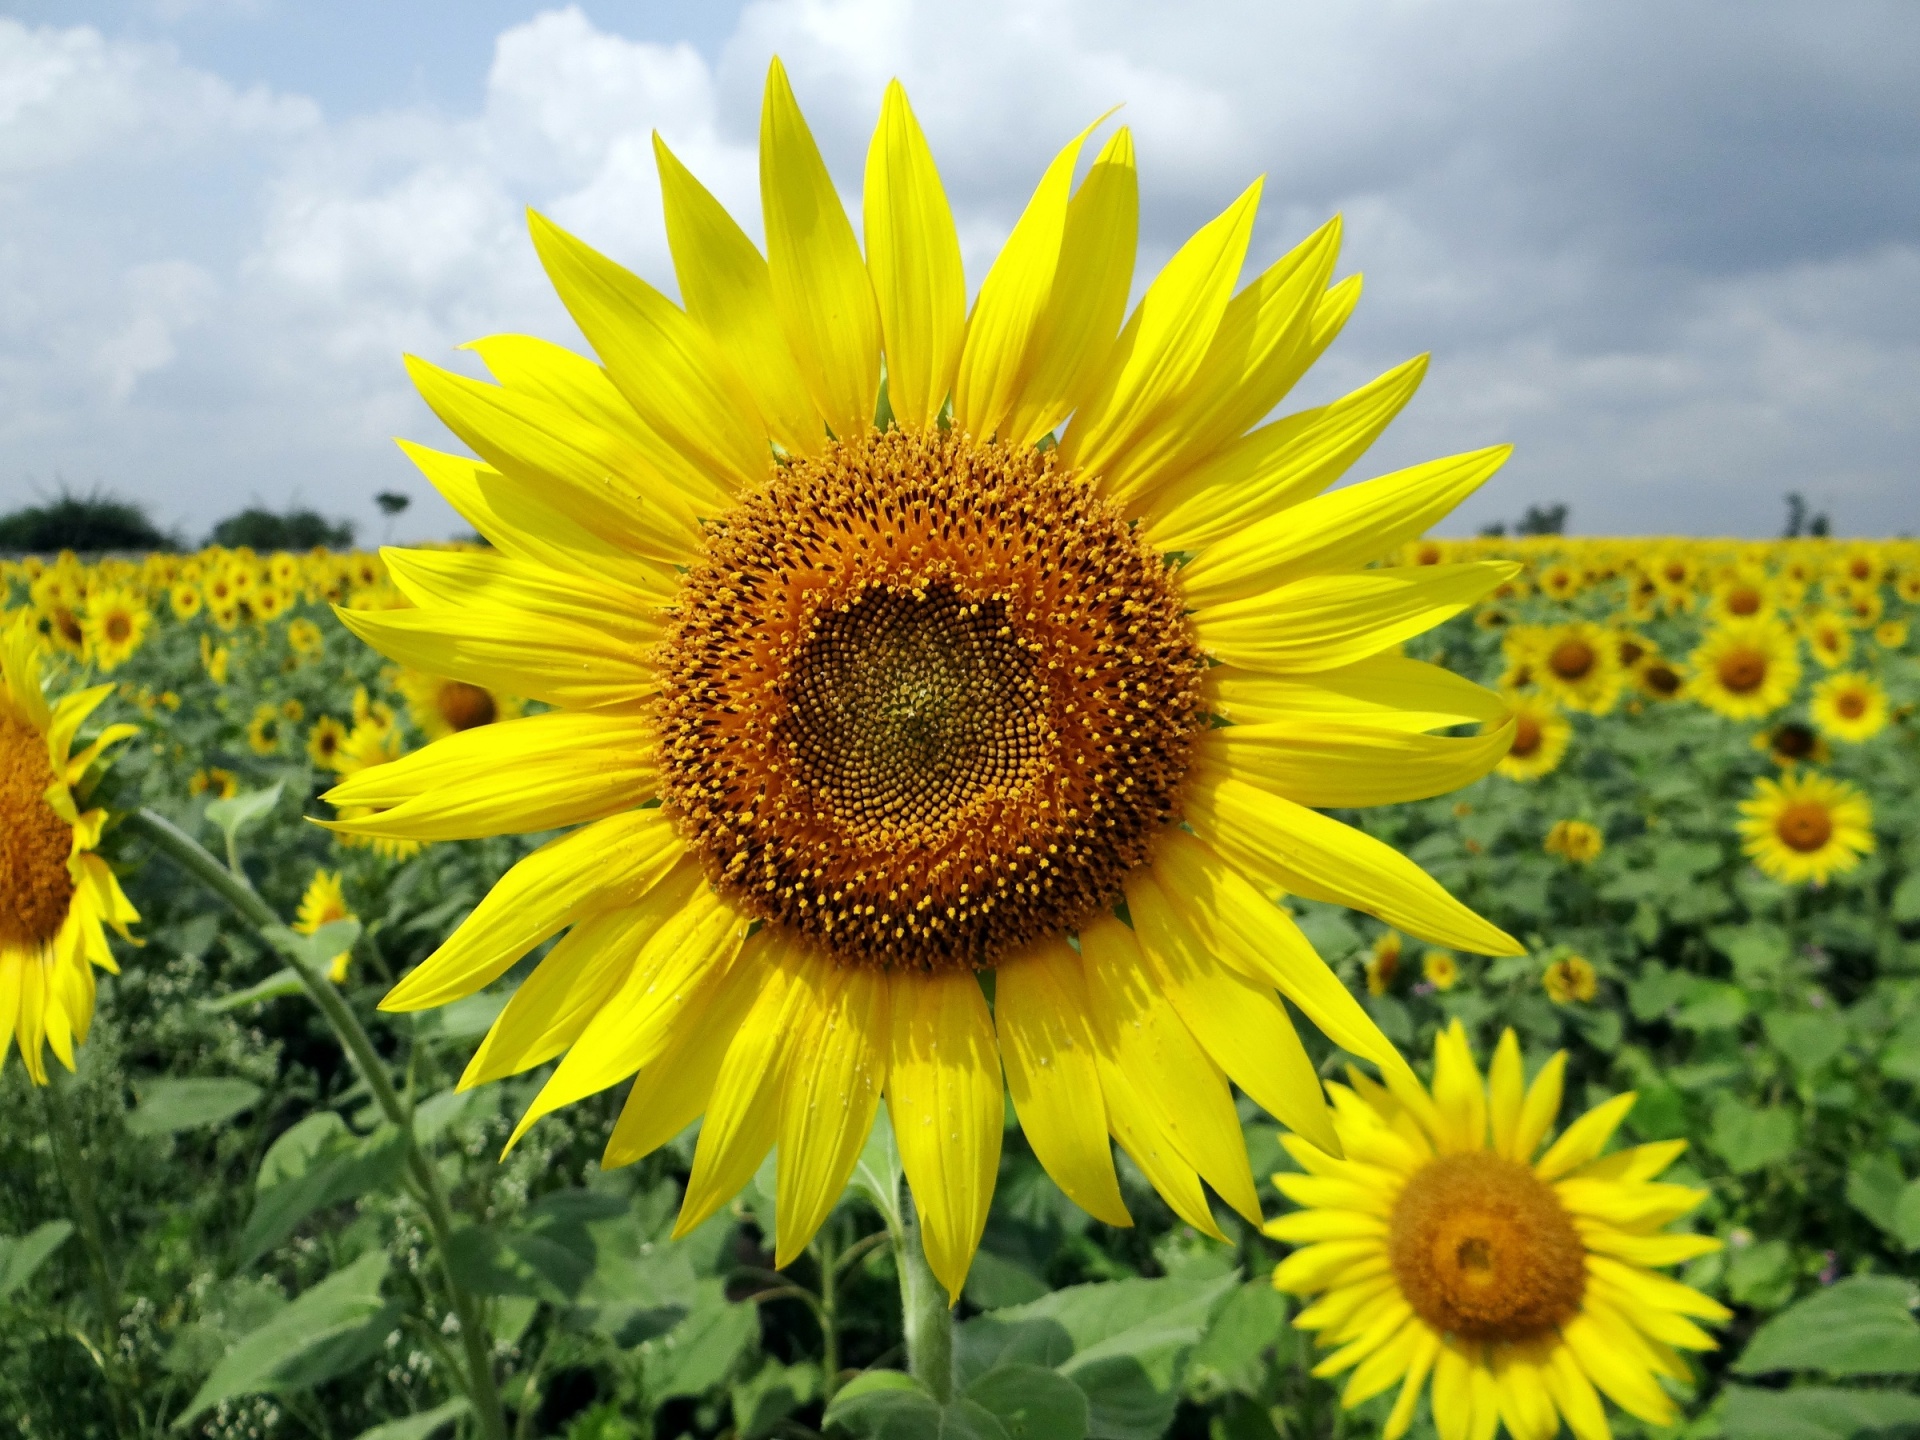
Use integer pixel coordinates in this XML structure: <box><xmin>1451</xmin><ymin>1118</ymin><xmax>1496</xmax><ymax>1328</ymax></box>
<box><xmin>0</xmin><ymin>622</ymin><xmax>141</xmax><ymax>1082</ymax></box>
<box><xmin>1269</xmin><ymin>1023</ymin><xmax>1725</xmax><ymax>1440</ymax></box>
<box><xmin>325</xmin><ymin>60</ymin><xmax>1523</xmax><ymax>1296</ymax></box>
<box><xmin>1685</xmin><ymin>619</ymin><xmax>1800</xmax><ymax>721</ymax></box>
<box><xmin>1737</xmin><ymin>772</ymin><xmax>1873</xmax><ymax>885</ymax></box>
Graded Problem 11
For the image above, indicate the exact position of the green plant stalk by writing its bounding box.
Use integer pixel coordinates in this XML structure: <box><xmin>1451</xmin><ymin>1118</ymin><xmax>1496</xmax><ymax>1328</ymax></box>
<box><xmin>41</xmin><ymin>1075</ymin><xmax>135</xmax><ymax>1437</ymax></box>
<box><xmin>894</xmin><ymin>1190</ymin><xmax>953</xmax><ymax>1403</ymax></box>
<box><xmin>127</xmin><ymin>806</ymin><xmax>510</xmax><ymax>1440</ymax></box>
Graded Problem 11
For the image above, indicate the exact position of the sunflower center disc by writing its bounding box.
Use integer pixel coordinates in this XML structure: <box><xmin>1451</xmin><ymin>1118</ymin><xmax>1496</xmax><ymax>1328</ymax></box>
<box><xmin>1777</xmin><ymin>802</ymin><xmax>1834</xmax><ymax>853</ymax></box>
<box><xmin>1549</xmin><ymin>640</ymin><xmax>1594</xmax><ymax>680</ymax></box>
<box><xmin>1510</xmin><ymin>714</ymin><xmax>1542</xmax><ymax>758</ymax></box>
<box><xmin>1717</xmin><ymin>649</ymin><xmax>1767</xmax><ymax>693</ymax></box>
<box><xmin>1388</xmin><ymin>1151</ymin><xmax>1585</xmax><ymax>1343</ymax></box>
<box><xmin>436</xmin><ymin>681</ymin><xmax>497</xmax><ymax>732</ymax></box>
<box><xmin>0</xmin><ymin>715</ymin><xmax>76</xmax><ymax>950</ymax></box>
<box><xmin>655</xmin><ymin>426</ymin><xmax>1206</xmax><ymax>970</ymax></box>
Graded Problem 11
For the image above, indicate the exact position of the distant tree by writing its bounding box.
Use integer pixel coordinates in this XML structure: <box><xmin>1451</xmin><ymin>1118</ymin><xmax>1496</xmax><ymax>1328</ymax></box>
<box><xmin>1783</xmin><ymin>492</ymin><xmax>1831</xmax><ymax>539</ymax></box>
<box><xmin>208</xmin><ymin>507</ymin><xmax>354</xmax><ymax>550</ymax></box>
<box><xmin>1479</xmin><ymin>522</ymin><xmax>1509</xmax><ymax>538</ymax></box>
<box><xmin>374</xmin><ymin>492</ymin><xmax>410</xmax><ymax>517</ymax></box>
<box><xmin>0</xmin><ymin>488</ymin><xmax>175</xmax><ymax>552</ymax></box>
<box><xmin>1516</xmin><ymin>503</ymin><xmax>1568</xmax><ymax>536</ymax></box>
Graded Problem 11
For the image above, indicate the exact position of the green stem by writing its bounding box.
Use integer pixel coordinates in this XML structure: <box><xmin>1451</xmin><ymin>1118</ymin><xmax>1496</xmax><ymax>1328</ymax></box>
<box><xmin>816</xmin><ymin>1223</ymin><xmax>842</xmax><ymax>1402</ymax></box>
<box><xmin>126</xmin><ymin>807</ymin><xmax>510</xmax><ymax>1440</ymax></box>
<box><xmin>42</xmin><ymin>1076</ymin><xmax>134</xmax><ymax>1437</ymax></box>
<box><xmin>894</xmin><ymin>1190</ymin><xmax>953</xmax><ymax>1403</ymax></box>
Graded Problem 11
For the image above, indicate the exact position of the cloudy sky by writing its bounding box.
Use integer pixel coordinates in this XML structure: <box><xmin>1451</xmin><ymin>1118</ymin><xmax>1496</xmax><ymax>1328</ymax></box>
<box><xmin>3</xmin><ymin>0</ymin><xmax>1916</xmax><ymax>544</ymax></box>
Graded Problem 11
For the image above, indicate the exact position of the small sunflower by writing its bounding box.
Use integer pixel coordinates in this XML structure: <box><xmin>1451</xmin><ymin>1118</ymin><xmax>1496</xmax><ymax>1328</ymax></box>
<box><xmin>80</xmin><ymin>587</ymin><xmax>151</xmax><ymax>672</ymax></box>
<box><xmin>1542</xmin><ymin>955</ymin><xmax>1597</xmax><ymax>1004</ymax></box>
<box><xmin>307</xmin><ymin>716</ymin><xmax>350</xmax><ymax>770</ymax></box>
<box><xmin>1367</xmin><ymin>932</ymin><xmax>1405</xmax><ymax>997</ymax></box>
<box><xmin>324</xmin><ymin>59</ymin><xmax>1525</xmax><ymax>1294</ymax></box>
<box><xmin>246</xmin><ymin>704</ymin><xmax>285</xmax><ymax>756</ymax></box>
<box><xmin>1801</xmin><ymin>609</ymin><xmax>1853</xmax><ymax>668</ymax></box>
<box><xmin>1490</xmin><ymin>697</ymin><xmax>1572</xmax><ymax>786</ymax></box>
<box><xmin>1876</xmin><ymin>619</ymin><xmax>1909</xmax><ymax>650</ymax></box>
<box><xmin>393</xmin><ymin>668</ymin><xmax>522</xmax><ymax>741</ymax></box>
<box><xmin>1422</xmin><ymin>950</ymin><xmax>1459</xmax><ymax>992</ymax></box>
<box><xmin>200</xmin><ymin>636</ymin><xmax>230</xmax><ymax>685</ymax></box>
<box><xmin>1737</xmin><ymin>772</ymin><xmax>1873</xmax><ymax>885</ymax></box>
<box><xmin>1543</xmin><ymin>821</ymin><xmax>1603</xmax><ymax>865</ymax></box>
<box><xmin>1635</xmin><ymin>659</ymin><xmax>1684</xmax><ymax>702</ymax></box>
<box><xmin>0</xmin><ymin>622</ymin><xmax>141</xmax><ymax>1083</ymax></box>
<box><xmin>189</xmin><ymin>767</ymin><xmax>239</xmax><ymax>801</ymax></box>
<box><xmin>1534</xmin><ymin>623</ymin><xmax>1622</xmax><ymax>715</ymax></box>
<box><xmin>295</xmin><ymin>871</ymin><xmax>357</xmax><ymax>983</ymax></box>
<box><xmin>1810</xmin><ymin>671</ymin><xmax>1888</xmax><ymax>743</ymax></box>
<box><xmin>1269</xmin><ymin>1023</ymin><xmax>1724</xmax><ymax>1440</ymax></box>
<box><xmin>1705</xmin><ymin>566</ymin><xmax>1773</xmax><ymax>623</ymax></box>
<box><xmin>169</xmin><ymin>582</ymin><xmax>203</xmax><ymax>621</ymax></box>
<box><xmin>1686</xmin><ymin>620</ymin><xmax>1800</xmax><ymax>721</ymax></box>
<box><xmin>287</xmin><ymin>618</ymin><xmax>325</xmax><ymax>658</ymax></box>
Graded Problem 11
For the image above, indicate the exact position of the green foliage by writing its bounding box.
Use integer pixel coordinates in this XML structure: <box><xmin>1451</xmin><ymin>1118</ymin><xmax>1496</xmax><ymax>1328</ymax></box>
<box><xmin>0</xmin><ymin>489</ymin><xmax>175</xmax><ymax>552</ymax></box>
<box><xmin>206</xmin><ymin>506</ymin><xmax>355</xmax><ymax>550</ymax></box>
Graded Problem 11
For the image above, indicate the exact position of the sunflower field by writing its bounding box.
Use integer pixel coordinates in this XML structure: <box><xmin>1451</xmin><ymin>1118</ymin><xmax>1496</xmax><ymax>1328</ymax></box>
<box><xmin>0</xmin><ymin>532</ymin><xmax>1916</xmax><ymax>1440</ymax></box>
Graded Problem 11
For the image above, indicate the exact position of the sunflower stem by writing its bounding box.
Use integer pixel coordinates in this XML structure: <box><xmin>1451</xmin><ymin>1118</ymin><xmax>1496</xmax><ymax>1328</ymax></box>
<box><xmin>41</xmin><ymin>1072</ymin><xmax>134</xmax><ymax>1437</ymax></box>
<box><xmin>895</xmin><ymin>1189</ymin><xmax>953</xmax><ymax>1403</ymax></box>
<box><xmin>125</xmin><ymin>806</ymin><xmax>511</xmax><ymax>1440</ymax></box>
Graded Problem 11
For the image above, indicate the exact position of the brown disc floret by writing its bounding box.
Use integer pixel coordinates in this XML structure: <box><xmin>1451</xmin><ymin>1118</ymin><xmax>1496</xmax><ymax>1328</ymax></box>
<box><xmin>654</xmin><ymin>427</ymin><xmax>1206</xmax><ymax>970</ymax></box>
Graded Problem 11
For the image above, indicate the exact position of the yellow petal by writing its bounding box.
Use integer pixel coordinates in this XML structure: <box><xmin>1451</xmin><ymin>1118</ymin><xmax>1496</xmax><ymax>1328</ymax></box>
<box><xmin>1098</xmin><ymin>1048</ymin><xmax>1223</xmax><ymax>1240</ymax></box>
<box><xmin>405</xmin><ymin>355</ymin><xmax>698</xmax><ymax>566</ymax></box>
<box><xmin>506</xmin><ymin>878</ymin><xmax>746</xmax><ymax>1149</ymax></box>
<box><xmin>335</xmin><ymin>604</ymin><xmax>651</xmax><ymax>711</ymax></box>
<box><xmin>1208</xmin><ymin>653</ymin><xmax>1507</xmax><ymax>733</ymax></box>
<box><xmin>528</xmin><ymin>208</ymin><xmax>770</xmax><ymax>491</ymax></box>
<box><xmin>775</xmin><ymin>956</ymin><xmax>890</xmax><ymax>1266</ymax></box>
<box><xmin>1191</xmin><ymin>563</ymin><xmax>1520</xmax><ymax>673</ymax></box>
<box><xmin>1079</xmin><ymin>914</ymin><xmax>1262</xmax><ymax>1226</ymax></box>
<box><xmin>1487</xmin><ymin>1029</ymin><xmax>1526</xmax><ymax>1160</ymax></box>
<box><xmin>381</xmin><ymin>806</ymin><xmax>683</xmax><ymax>1012</ymax></box>
<box><xmin>1098</xmin><ymin>216</ymin><xmax>1340</xmax><ymax>509</ymax></box>
<box><xmin>952</xmin><ymin>112</ymin><xmax>1113</xmax><ymax>441</ymax></box>
<box><xmin>1586</xmin><ymin>1253</ymin><xmax>1731</xmax><ymax>1322</ymax></box>
<box><xmin>888</xmin><ymin>968</ymin><xmax>1003</xmax><ymax>1301</ymax></box>
<box><xmin>319</xmin><ymin>711</ymin><xmax>657</xmax><ymax>841</ymax></box>
<box><xmin>1560</xmin><ymin>1310</ymin><xmax>1675</xmax><ymax>1426</ymax></box>
<box><xmin>380</xmin><ymin>545</ymin><xmax>668</xmax><ymax>646</ymax></box>
<box><xmin>1512</xmin><ymin>1051</ymin><xmax>1566</xmax><ymax>1162</ymax></box>
<box><xmin>995</xmin><ymin>938</ymin><xmax>1131</xmax><ymax>1227</ymax></box>
<box><xmin>1382</xmin><ymin>1325</ymin><xmax>1441</xmax><ymax>1440</ymax></box>
<box><xmin>863</xmin><ymin>79</ymin><xmax>966</xmax><ymax>428</ymax></box>
<box><xmin>1001</xmin><ymin>126</ymin><xmax>1138</xmax><ymax>447</ymax></box>
<box><xmin>464</xmin><ymin>332</ymin><xmax>733</xmax><ymax>511</ymax></box>
<box><xmin>1180</xmin><ymin>447</ymin><xmax>1513</xmax><ymax>606</ymax></box>
<box><xmin>761</xmin><ymin>57</ymin><xmax>882</xmax><ymax>441</ymax></box>
<box><xmin>1125</xmin><ymin>869</ymin><xmax>1339</xmax><ymax>1155</ymax></box>
<box><xmin>603</xmin><ymin>953</ymin><xmax>765</xmax><ymax>1168</ymax></box>
<box><xmin>675</xmin><ymin>931</ymin><xmax>805</xmax><ymax>1237</ymax></box>
<box><xmin>1061</xmin><ymin>178</ymin><xmax>1263</xmax><ymax>484</ymax></box>
<box><xmin>1181</xmin><ymin>773</ymin><xmax>1523</xmax><ymax>956</ymax></box>
<box><xmin>1144</xmin><ymin>355</ymin><xmax>1428</xmax><ymax>552</ymax></box>
<box><xmin>1541</xmin><ymin>1342</ymin><xmax>1611</xmax><ymax>1440</ymax></box>
<box><xmin>655</xmin><ymin>133</ymin><xmax>823</xmax><ymax>456</ymax></box>
<box><xmin>1194</xmin><ymin>717</ymin><xmax>1514</xmax><ymax>809</ymax></box>
<box><xmin>1429</xmin><ymin>1020</ymin><xmax>1487</xmax><ymax>1153</ymax></box>
<box><xmin>1535</xmin><ymin>1093</ymin><xmax>1638</xmax><ymax>1180</ymax></box>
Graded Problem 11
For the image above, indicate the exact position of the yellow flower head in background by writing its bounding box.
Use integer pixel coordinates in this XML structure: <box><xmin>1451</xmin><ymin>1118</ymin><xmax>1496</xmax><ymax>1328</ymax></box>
<box><xmin>246</xmin><ymin>704</ymin><xmax>285</xmax><ymax>755</ymax></box>
<box><xmin>287</xmin><ymin>618</ymin><xmax>325</xmax><ymax>657</ymax></box>
<box><xmin>1534</xmin><ymin>622</ymin><xmax>1622</xmax><ymax>715</ymax></box>
<box><xmin>1811</xmin><ymin>671</ymin><xmax>1888</xmax><ymax>744</ymax></box>
<box><xmin>1877</xmin><ymin>619</ymin><xmax>1909</xmax><ymax>650</ymax></box>
<box><xmin>1493</xmin><ymin>693</ymin><xmax>1571</xmax><ymax>782</ymax></box>
<box><xmin>169</xmin><ymin>581</ymin><xmax>203</xmax><ymax>622</ymax></box>
<box><xmin>1543</xmin><ymin>954</ymin><xmax>1598</xmax><ymax>1004</ymax></box>
<box><xmin>1635</xmin><ymin>657</ymin><xmax>1685</xmax><ymax>702</ymax></box>
<box><xmin>1686</xmin><ymin>619</ymin><xmax>1800</xmax><ymax>721</ymax></box>
<box><xmin>1269</xmin><ymin>1023</ymin><xmax>1724</xmax><ymax>1440</ymax></box>
<box><xmin>322</xmin><ymin>58</ymin><xmax>1526</xmax><ymax>1296</ymax></box>
<box><xmin>295</xmin><ymin>870</ymin><xmax>357</xmax><ymax>983</ymax></box>
<box><xmin>1544</xmin><ymin>820</ymin><xmax>1604</xmax><ymax>865</ymax></box>
<box><xmin>1422</xmin><ymin>949</ymin><xmax>1459</xmax><ymax>991</ymax></box>
<box><xmin>1738</xmin><ymin>772</ymin><xmax>1873</xmax><ymax>885</ymax></box>
<box><xmin>306</xmin><ymin>715</ymin><xmax>350</xmax><ymax>770</ymax></box>
<box><xmin>1754</xmin><ymin>721</ymin><xmax>1828</xmax><ymax>770</ymax></box>
<box><xmin>81</xmin><ymin>586</ymin><xmax>151</xmax><ymax>672</ymax></box>
<box><xmin>1366</xmin><ymin>932</ymin><xmax>1405</xmax><ymax>997</ymax></box>
<box><xmin>200</xmin><ymin>635</ymin><xmax>230</xmax><ymax>686</ymax></box>
<box><xmin>0</xmin><ymin>622</ymin><xmax>141</xmax><ymax>1083</ymax></box>
<box><xmin>189</xmin><ymin>767</ymin><xmax>239</xmax><ymax>801</ymax></box>
<box><xmin>1707</xmin><ymin>565</ymin><xmax>1773</xmax><ymax>623</ymax></box>
<box><xmin>393</xmin><ymin>669</ymin><xmax>522</xmax><ymax>742</ymax></box>
<box><xmin>1802</xmin><ymin>609</ymin><xmax>1853</xmax><ymax>668</ymax></box>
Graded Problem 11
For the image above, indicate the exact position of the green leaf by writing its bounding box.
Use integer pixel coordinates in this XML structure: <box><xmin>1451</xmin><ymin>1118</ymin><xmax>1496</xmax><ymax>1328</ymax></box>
<box><xmin>444</xmin><ymin>1221</ymin><xmax>592</xmax><ymax>1303</ymax></box>
<box><xmin>127</xmin><ymin>1077</ymin><xmax>264</xmax><ymax>1137</ymax></box>
<box><xmin>176</xmin><ymin>1250</ymin><xmax>398</xmax><ymax>1426</ymax></box>
<box><xmin>1892</xmin><ymin>1179</ymin><xmax>1920</xmax><ymax>1252</ymax></box>
<box><xmin>0</xmin><ymin>1221</ymin><xmax>74</xmax><ymax>1301</ymax></box>
<box><xmin>238</xmin><ymin>1123</ymin><xmax>408</xmax><ymax>1268</ymax></box>
<box><xmin>1766</xmin><ymin>1012</ymin><xmax>1849</xmax><ymax>1075</ymax></box>
<box><xmin>1846</xmin><ymin>1155</ymin><xmax>1906</xmax><ymax>1235</ymax></box>
<box><xmin>1675</xmin><ymin>981</ymin><xmax>1748</xmax><ymax>1032</ymax></box>
<box><xmin>1891</xmin><ymin>870</ymin><xmax>1920</xmax><ymax>923</ymax></box>
<box><xmin>640</xmin><ymin>1278</ymin><xmax>758</xmax><ymax>1402</ymax></box>
<box><xmin>965</xmin><ymin>1364</ymin><xmax>1088</xmax><ymax>1440</ymax></box>
<box><xmin>1184</xmin><ymin>1283</ymin><xmax>1291</xmax><ymax>1400</ymax></box>
<box><xmin>731</xmin><ymin>1358</ymin><xmax>821</xmax><ymax>1440</ymax></box>
<box><xmin>1728</xmin><ymin>1240</ymin><xmax>1794</xmax><ymax>1309</ymax></box>
<box><xmin>204</xmin><ymin>782</ymin><xmax>284</xmax><ymax>845</ymax></box>
<box><xmin>200</xmin><ymin>968</ymin><xmax>305</xmax><ymax>1013</ymax></box>
<box><xmin>1710</xmin><ymin>1098</ymin><xmax>1800</xmax><ymax>1175</ymax></box>
<box><xmin>1880</xmin><ymin>1016</ymin><xmax>1920</xmax><ymax>1085</ymax></box>
<box><xmin>849</xmin><ymin>1102</ymin><xmax>904</xmax><ymax>1232</ymax></box>
<box><xmin>262</xmin><ymin>919</ymin><xmax>362</xmax><ymax>975</ymax></box>
<box><xmin>963</xmin><ymin>1250</ymin><xmax>1050</xmax><ymax>1310</ymax></box>
<box><xmin>824</xmin><ymin>1375</ymin><xmax>1010</xmax><ymax>1440</ymax></box>
<box><xmin>411</xmin><ymin>1087</ymin><xmax>483</xmax><ymax>1147</ymax></box>
<box><xmin>1723</xmin><ymin>1384</ymin><xmax>1920</xmax><ymax>1440</ymax></box>
<box><xmin>350</xmin><ymin>1399</ymin><xmax>472</xmax><ymax>1440</ymax></box>
<box><xmin>1734</xmin><ymin>1276</ymin><xmax>1920</xmax><ymax>1378</ymax></box>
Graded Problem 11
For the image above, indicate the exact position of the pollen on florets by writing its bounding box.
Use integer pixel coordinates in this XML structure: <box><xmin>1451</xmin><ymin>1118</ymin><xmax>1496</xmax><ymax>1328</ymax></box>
<box><xmin>0</xmin><ymin>715</ymin><xmax>75</xmax><ymax>952</ymax></box>
<box><xmin>654</xmin><ymin>426</ymin><xmax>1206</xmax><ymax>970</ymax></box>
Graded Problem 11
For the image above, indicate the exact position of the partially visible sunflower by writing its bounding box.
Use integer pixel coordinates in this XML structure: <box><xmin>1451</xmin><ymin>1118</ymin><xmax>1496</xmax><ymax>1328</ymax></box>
<box><xmin>1542</xmin><ymin>954</ymin><xmax>1598</xmax><ymax>1004</ymax></box>
<box><xmin>1877</xmin><ymin>619</ymin><xmax>1909</xmax><ymax>650</ymax></box>
<box><xmin>295</xmin><ymin>871</ymin><xmax>357</xmax><ymax>983</ymax></box>
<box><xmin>393</xmin><ymin>668</ymin><xmax>522</xmax><ymax>741</ymax></box>
<box><xmin>81</xmin><ymin>587</ymin><xmax>151</xmax><ymax>672</ymax></box>
<box><xmin>1269</xmin><ymin>1023</ymin><xmax>1724</xmax><ymax>1440</ymax></box>
<box><xmin>189</xmin><ymin>767</ymin><xmax>239</xmax><ymax>800</ymax></box>
<box><xmin>169</xmin><ymin>582</ymin><xmax>203</xmax><ymax>622</ymax></box>
<box><xmin>1493</xmin><ymin>694</ymin><xmax>1571</xmax><ymax>782</ymax></box>
<box><xmin>0</xmin><ymin>622</ymin><xmax>141</xmax><ymax>1082</ymax></box>
<box><xmin>1543</xmin><ymin>820</ymin><xmax>1604</xmax><ymax>865</ymax></box>
<box><xmin>1810</xmin><ymin>671</ymin><xmax>1888</xmax><ymax>743</ymax></box>
<box><xmin>1706</xmin><ymin>566</ymin><xmax>1773</xmax><ymax>623</ymax></box>
<box><xmin>1737</xmin><ymin>772</ymin><xmax>1873</xmax><ymax>885</ymax></box>
<box><xmin>1366</xmin><ymin>932</ymin><xmax>1404</xmax><ymax>997</ymax></box>
<box><xmin>1753</xmin><ymin>721</ymin><xmax>1828</xmax><ymax>770</ymax></box>
<box><xmin>1686</xmin><ymin>620</ymin><xmax>1800</xmax><ymax>721</ymax></box>
<box><xmin>307</xmin><ymin>715</ymin><xmax>350</xmax><ymax>770</ymax></box>
<box><xmin>1801</xmin><ymin>609</ymin><xmax>1853</xmax><ymax>668</ymax></box>
<box><xmin>246</xmin><ymin>704</ymin><xmax>286</xmax><ymax>756</ymax></box>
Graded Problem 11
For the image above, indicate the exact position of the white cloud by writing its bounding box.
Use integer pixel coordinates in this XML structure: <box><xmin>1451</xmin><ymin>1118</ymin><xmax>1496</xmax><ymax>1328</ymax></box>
<box><xmin>1</xmin><ymin>1</ymin><xmax>1916</xmax><ymax>541</ymax></box>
